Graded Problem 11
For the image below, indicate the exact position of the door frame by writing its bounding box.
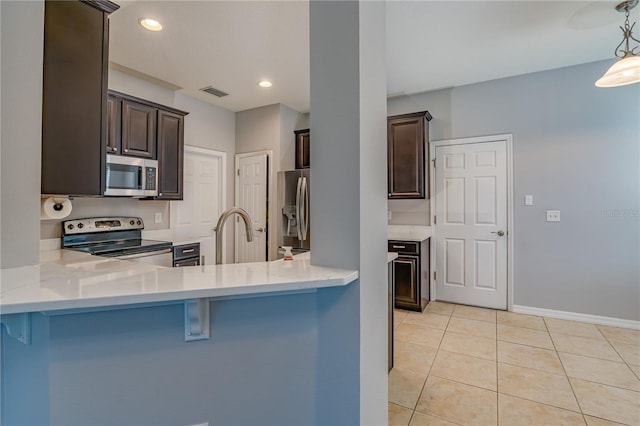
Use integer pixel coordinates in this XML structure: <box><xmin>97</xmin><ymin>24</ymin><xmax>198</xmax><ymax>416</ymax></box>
<box><xmin>171</xmin><ymin>145</ymin><xmax>227</xmax><ymax>263</ymax></box>
<box><xmin>234</xmin><ymin>150</ymin><xmax>272</xmax><ymax>261</ymax></box>
<box><xmin>429</xmin><ymin>134</ymin><xmax>514</xmax><ymax>311</ymax></box>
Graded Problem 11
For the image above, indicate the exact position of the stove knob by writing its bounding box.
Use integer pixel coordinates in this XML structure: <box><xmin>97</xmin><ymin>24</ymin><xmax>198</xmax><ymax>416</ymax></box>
<box><xmin>136</xmin><ymin>220</ymin><xmax>142</xmax><ymax>225</ymax></box>
<box><xmin>77</xmin><ymin>223</ymin><xmax>84</xmax><ymax>229</ymax></box>
<box><xmin>130</xmin><ymin>220</ymin><xmax>135</xmax><ymax>226</ymax></box>
<box><xmin>67</xmin><ymin>224</ymin><xmax>74</xmax><ymax>230</ymax></box>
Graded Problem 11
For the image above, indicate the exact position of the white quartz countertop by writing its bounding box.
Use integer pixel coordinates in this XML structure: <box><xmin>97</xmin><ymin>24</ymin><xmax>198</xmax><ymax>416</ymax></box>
<box><xmin>0</xmin><ymin>249</ymin><xmax>358</xmax><ymax>315</ymax></box>
<box><xmin>387</xmin><ymin>225</ymin><xmax>432</xmax><ymax>242</ymax></box>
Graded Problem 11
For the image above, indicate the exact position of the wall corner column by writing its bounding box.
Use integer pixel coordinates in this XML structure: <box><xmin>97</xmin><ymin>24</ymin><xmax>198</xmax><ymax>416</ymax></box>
<box><xmin>310</xmin><ymin>0</ymin><xmax>387</xmax><ymax>424</ymax></box>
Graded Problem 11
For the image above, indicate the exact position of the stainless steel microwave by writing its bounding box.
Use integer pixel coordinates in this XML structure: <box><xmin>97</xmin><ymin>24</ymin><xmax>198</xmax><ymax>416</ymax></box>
<box><xmin>105</xmin><ymin>154</ymin><xmax>158</xmax><ymax>197</ymax></box>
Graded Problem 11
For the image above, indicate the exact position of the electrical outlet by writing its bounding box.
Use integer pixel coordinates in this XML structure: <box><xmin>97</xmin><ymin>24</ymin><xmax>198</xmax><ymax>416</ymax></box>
<box><xmin>525</xmin><ymin>195</ymin><xmax>533</xmax><ymax>206</ymax></box>
<box><xmin>154</xmin><ymin>212</ymin><xmax>162</xmax><ymax>223</ymax></box>
<box><xmin>546</xmin><ymin>210</ymin><xmax>560</xmax><ymax>222</ymax></box>
<box><xmin>387</xmin><ymin>211</ymin><xmax>392</xmax><ymax>220</ymax></box>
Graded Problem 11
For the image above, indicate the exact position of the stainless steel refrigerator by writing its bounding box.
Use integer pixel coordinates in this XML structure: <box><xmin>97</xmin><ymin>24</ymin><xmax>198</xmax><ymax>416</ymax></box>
<box><xmin>277</xmin><ymin>169</ymin><xmax>310</xmax><ymax>256</ymax></box>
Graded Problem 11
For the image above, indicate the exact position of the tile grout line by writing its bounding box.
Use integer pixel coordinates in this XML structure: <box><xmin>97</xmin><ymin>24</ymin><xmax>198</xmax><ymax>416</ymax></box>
<box><xmin>408</xmin><ymin>304</ymin><xmax>455</xmax><ymax>425</ymax></box>
<box><xmin>549</xmin><ymin>320</ymin><xmax>640</xmax><ymax>394</ymax></box>
<box><xmin>595</xmin><ymin>325</ymin><xmax>640</xmax><ymax>380</ymax></box>
<box><xmin>545</xmin><ymin>316</ymin><xmax>589</xmax><ymax>425</ymax></box>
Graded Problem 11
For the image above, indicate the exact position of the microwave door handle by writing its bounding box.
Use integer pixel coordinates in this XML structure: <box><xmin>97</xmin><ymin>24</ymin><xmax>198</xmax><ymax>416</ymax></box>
<box><xmin>296</xmin><ymin>176</ymin><xmax>303</xmax><ymax>241</ymax></box>
<box><xmin>301</xmin><ymin>177</ymin><xmax>309</xmax><ymax>241</ymax></box>
<box><xmin>139</xmin><ymin>165</ymin><xmax>145</xmax><ymax>191</ymax></box>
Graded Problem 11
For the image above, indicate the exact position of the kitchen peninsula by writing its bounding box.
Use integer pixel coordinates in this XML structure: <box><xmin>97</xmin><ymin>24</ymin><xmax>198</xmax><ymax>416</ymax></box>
<box><xmin>0</xmin><ymin>250</ymin><xmax>358</xmax><ymax>425</ymax></box>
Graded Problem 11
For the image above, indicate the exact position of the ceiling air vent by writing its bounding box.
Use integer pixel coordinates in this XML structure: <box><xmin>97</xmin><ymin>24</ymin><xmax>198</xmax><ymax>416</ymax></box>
<box><xmin>199</xmin><ymin>86</ymin><xmax>229</xmax><ymax>98</ymax></box>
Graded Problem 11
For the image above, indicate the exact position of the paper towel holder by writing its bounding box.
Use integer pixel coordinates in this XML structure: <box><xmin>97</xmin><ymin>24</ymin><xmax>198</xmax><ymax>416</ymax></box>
<box><xmin>41</xmin><ymin>195</ymin><xmax>74</xmax><ymax>220</ymax></box>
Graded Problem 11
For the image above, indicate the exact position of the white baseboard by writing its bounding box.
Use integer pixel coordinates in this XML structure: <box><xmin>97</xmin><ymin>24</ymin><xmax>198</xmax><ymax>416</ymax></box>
<box><xmin>512</xmin><ymin>305</ymin><xmax>640</xmax><ymax>330</ymax></box>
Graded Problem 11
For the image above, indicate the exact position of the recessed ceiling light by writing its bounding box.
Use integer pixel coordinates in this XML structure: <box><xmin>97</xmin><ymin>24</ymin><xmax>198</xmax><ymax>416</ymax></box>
<box><xmin>258</xmin><ymin>80</ymin><xmax>272</xmax><ymax>88</ymax></box>
<box><xmin>139</xmin><ymin>18</ymin><xmax>163</xmax><ymax>32</ymax></box>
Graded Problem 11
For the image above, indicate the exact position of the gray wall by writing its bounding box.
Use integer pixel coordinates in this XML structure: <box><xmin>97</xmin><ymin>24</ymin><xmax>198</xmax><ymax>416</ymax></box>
<box><xmin>310</xmin><ymin>1</ymin><xmax>387</xmax><ymax>424</ymax></box>
<box><xmin>235</xmin><ymin>103</ymin><xmax>307</xmax><ymax>260</ymax></box>
<box><xmin>388</xmin><ymin>60</ymin><xmax>640</xmax><ymax>321</ymax></box>
<box><xmin>0</xmin><ymin>0</ymin><xmax>44</xmax><ymax>268</ymax></box>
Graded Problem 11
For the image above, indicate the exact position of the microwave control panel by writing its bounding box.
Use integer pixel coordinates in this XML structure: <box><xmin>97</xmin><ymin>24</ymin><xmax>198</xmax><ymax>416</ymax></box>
<box><xmin>145</xmin><ymin>167</ymin><xmax>157</xmax><ymax>190</ymax></box>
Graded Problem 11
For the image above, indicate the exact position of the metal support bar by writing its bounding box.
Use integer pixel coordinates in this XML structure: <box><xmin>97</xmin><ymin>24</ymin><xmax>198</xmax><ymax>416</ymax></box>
<box><xmin>0</xmin><ymin>313</ymin><xmax>31</xmax><ymax>345</ymax></box>
<box><xmin>184</xmin><ymin>298</ymin><xmax>210</xmax><ymax>341</ymax></box>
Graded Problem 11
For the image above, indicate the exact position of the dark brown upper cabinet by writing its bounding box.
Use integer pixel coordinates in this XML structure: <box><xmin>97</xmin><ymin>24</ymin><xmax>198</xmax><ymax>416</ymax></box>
<box><xmin>295</xmin><ymin>129</ymin><xmax>310</xmax><ymax>169</ymax></box>
<box><xmin>387</xmin><ymin>111</ymin><xmax>432</xmax><ymax>199</ymax></box>
<box><xmin>106</xmin><ymin>94</ymin><xmax>121</xmax><ymax>155</ymax></box>
<box><xmin>107</xmin><ymin>90</ymin><xmax>188</xmax><ymax>200</ymax></box>
<box><xmin>121</xmin><ymin>99</ymin><xmax>157</xmax><ymax>158</ymax></box>
<box><xmin>41</xmin><ymin>0</ymin><xmax>119</xmax><ymax>196</ymax></box>
<box><xmin>156</xmin><ymin>110</ymin><xmax>184</xmax><ymax>199</ymax></box>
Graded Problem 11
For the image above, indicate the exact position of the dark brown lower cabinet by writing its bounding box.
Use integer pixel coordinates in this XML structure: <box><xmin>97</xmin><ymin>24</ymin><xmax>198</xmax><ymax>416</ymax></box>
<box><xmin>389</xmin><ymin>239</ymin><xmax>430</xmax><ymax>312</ymax></box>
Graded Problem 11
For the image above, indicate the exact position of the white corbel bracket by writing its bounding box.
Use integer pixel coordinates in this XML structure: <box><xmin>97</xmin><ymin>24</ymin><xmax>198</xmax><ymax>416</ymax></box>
<box><xmin>0</xmin><ymin>313</ymin><xmax>31</xmax><ymax>345</ymax></box>
<box><xmin>184</xmin><ymin>298</ymin><xmax>210</xmax><ymax>341</ymax></box>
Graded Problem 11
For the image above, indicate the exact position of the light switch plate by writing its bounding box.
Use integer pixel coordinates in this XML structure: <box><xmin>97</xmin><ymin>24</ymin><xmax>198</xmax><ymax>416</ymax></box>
<box><xmin>387</xmin><ymin>211</ymin><xmax>392</xmax><ymax>220</ymax></box>
<box><xmin>155</xmin><ymin>212</ymin><xmax>162</xmax><ymax>223</ymax></box>
<box><xmin>525</xmin><ymin>195</ymin><xmax>533</xmax><ymax>206</ymax></box>
<box><xmin>546</xmin><ymin>210</ymin><xmax>560</xmax><ymax>222</ymax></box>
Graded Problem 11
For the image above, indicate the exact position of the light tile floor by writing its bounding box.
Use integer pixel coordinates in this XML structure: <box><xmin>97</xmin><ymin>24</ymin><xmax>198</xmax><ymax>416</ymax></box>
<box><xmin>389</xmin><ymin>302</ymin><xmax>640</xmax><ymax>426</ymax></box>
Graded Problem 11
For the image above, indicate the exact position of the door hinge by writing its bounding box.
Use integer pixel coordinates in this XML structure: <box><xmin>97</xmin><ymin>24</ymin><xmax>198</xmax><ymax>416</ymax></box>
<box><xmin>433</xmin><ymin>216</ymin><xmax>436</xmax><ymax>224</ymax></box>
<box><xmin>432</xmin><ymin>158</ymin><xmax>436</xmax><ymax>168</ymax></box>
<box><xmin>433</xmin><ymin>271</ymin><xmax>437</xmax><ymax>281</ymax></box>
<box><xmin>236</xmin><ymin>169</ymin><xmax>240</xmax><ymax>176</ymax></box>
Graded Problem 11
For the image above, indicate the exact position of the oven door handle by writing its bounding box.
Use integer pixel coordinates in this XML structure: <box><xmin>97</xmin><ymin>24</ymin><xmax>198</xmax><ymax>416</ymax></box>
<box><xmin>114</xmin><ymin>248</ymin><xmax>172</xmax><ymax>260</ymax></box>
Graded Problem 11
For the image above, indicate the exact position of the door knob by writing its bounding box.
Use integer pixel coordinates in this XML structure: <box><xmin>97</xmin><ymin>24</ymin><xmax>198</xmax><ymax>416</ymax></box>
<box><xmin>491</xmin><ymin>230</ymin><xmax>505</xmax><ymax>237</ymax></box>
<box><xmin>256</xmin><ymin>227</ymin><xmax>265</xmax><ymax>233</ymax></box>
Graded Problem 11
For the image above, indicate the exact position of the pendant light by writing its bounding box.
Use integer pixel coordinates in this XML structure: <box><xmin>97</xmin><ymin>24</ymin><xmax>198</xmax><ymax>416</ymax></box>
<box><xmin>595</xmin><ymin>0</ymin><xmax>640</xmax><ymax>87</ymax></box>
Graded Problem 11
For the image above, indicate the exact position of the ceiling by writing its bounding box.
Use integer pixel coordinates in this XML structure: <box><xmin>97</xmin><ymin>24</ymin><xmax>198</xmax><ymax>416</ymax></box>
<box><xmin>108</xmin><ymin>1</ymin><xmax>633</xmax><ymax>113</ymax></box>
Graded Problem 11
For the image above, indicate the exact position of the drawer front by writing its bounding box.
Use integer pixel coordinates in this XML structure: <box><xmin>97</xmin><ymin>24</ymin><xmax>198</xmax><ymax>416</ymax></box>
<box><xmin>388</xmin><ymin>240</ymin><xmax>419</xmax><ymax>255</ymax></box>
<box><xmin>173</xmin><ymin>243</ymin><xmax>200</xmax><ymax>261</ymax></box>
<box><xmin>173</xmin><ymin>258</ymin><xmax>200</xmax><ymax>268</ymax></box>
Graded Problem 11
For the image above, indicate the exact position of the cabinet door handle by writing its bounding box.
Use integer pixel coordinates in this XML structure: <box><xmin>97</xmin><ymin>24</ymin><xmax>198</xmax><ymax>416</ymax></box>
<box><xmin>182</xmin><ymin>248</ymin><xmax>195</xmax><ymax>253</ymax></box>
<box><xmin>124</xmin><ymin>148</ymin><xmax>129</xmax><ymax>153</ymax></box>
<box><xmin>392</xmin><ymin>245</ymin><xmax>405</xmax><ymax>249</ymax></box>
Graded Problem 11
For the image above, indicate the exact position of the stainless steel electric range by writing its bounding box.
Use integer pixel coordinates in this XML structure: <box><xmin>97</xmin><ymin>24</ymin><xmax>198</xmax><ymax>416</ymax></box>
<box><xmin>62</xmin><ymin>217</ymin><xmax>173</xmax><ymax>267</ymax></box>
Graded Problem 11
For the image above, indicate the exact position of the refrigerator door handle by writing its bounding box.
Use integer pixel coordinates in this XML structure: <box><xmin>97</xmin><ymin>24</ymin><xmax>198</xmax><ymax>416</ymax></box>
<box><xmin>301</xmin><ymin>177</ymin><xmax>309</xmax><ymax>241</ymax></box>
<box><xmin>296</xmin><ymin>176</ymin><xmax>303</xmax><ymax>241</ymax></box>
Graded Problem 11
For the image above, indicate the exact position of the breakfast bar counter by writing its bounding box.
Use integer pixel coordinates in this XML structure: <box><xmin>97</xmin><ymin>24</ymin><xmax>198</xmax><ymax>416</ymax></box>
<box><xmin>0</xmin><ymin>249</ymin><xmax>358</xmax><ymax>315</ymax></box>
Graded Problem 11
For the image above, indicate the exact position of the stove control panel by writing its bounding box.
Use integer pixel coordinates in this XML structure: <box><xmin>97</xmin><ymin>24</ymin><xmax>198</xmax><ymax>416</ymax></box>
<box><xmin>62</xmin><ymin>217</ymin><xmax>145</xmax><ymax>235</ymax></box>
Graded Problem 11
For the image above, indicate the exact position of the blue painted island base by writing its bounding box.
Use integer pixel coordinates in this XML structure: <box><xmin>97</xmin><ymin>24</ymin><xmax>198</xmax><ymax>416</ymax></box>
<box><xmin>2</xmin><ymin>291</ymin><xmax>339</xmax><ymax>425</ymax></box>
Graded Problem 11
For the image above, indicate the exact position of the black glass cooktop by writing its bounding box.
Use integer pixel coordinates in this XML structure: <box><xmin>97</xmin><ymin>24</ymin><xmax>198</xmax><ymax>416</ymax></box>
<box><xmin>67</xmin><ymin>239</ymin><xmax>172</xmax><ymax>257</ymax></box>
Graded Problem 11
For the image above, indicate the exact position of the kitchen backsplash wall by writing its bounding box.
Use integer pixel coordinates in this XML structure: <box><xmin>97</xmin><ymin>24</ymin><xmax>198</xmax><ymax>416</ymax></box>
<box><xmin>40</xmin><ymin>198</ymin><xmax>170</xmax><ymax>239</ymax></box>
<box><xmin>388</xmin><ymin>199</ymin><xmax>430</xmax><ymax>226</ymax></box>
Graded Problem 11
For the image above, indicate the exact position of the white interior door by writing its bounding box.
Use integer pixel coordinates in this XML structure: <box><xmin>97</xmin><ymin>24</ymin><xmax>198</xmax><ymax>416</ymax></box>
<box><xmin>235</xmin><ymin>152</ymin><xmax>268</xmax><ymax>263</ymax></box>
<box><xmin>434</xmin><ymin>139</ymin><xmax>508</xmax><ymax>309</ymax></box>
<box><xmin>170</xmin><ymin>146</ymin><xmax>226</xmax><ymax>265</ymax></box>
